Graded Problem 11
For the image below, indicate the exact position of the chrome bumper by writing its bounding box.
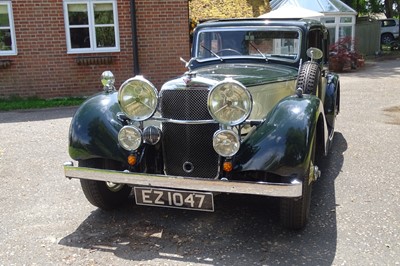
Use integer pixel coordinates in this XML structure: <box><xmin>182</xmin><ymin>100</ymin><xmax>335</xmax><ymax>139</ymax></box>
<box><xmin>64</xmin><ymin>163</ymin><xmax>302</xmax><ymax>198</ymax></box>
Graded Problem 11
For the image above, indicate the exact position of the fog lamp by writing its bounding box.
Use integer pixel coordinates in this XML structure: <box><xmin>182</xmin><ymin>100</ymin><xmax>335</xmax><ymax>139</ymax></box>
<box><xmin>143</xmin><ymin>126</ymin><xmax>162</xmax><ymax>145</ymax></box>
<box><xmin>118</xmin><ymin>126</ymin><xmax>142</xmax><ymax>151</ymax></box>
<box><xmin>213</xmin><ymin>129</ymin><xmax>240</xmax><ymax>157</ymax></box>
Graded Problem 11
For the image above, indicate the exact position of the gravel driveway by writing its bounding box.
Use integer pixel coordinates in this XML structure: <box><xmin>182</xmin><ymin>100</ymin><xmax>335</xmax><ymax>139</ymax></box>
<box><xmin>0</xmin><ymin>59</ymin><xmax>399</xmax><ymax>265</ymax></box>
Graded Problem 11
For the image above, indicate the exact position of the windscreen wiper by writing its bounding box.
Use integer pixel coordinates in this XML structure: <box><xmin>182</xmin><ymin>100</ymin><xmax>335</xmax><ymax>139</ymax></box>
<box><xmin>249</xmin><ymin>42</ymin><xmax>268</xmax><ymax>62</ymax></box>
<box><xmin>201</xmin><ymin>44</ymin><xmax>223</xmax><ymax>61</ymax></box>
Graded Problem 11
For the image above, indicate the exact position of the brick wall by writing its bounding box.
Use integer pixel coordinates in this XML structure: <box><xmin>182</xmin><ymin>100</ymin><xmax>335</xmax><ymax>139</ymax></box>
<box><xmin>0</xmin><ymin>0</ymin><xmax>189</xmax><ymax>99</ymax></box>
<box><xmin>135</xmin><ymin>0</ymin><xmax>190</xmax><ymax>88</ymax></box>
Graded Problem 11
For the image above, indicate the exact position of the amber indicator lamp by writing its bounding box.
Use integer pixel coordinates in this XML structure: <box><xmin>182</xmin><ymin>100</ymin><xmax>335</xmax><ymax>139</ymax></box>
<box><xmin>128</xmin><ymin>154</ymin><xmax>137</xmax><ymax>166</ymax></box>
<box><xmin>223</xmin><ymin>161</ymin><xmax>233</xmax><ymax>172</ymax></box>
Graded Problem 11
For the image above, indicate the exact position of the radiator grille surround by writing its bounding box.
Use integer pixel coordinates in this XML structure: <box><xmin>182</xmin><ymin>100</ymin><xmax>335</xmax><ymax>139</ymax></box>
<box><xmin>160</xmin><ymin>89</ymin><xmax>220</xmax><ymax>178</ymax></box>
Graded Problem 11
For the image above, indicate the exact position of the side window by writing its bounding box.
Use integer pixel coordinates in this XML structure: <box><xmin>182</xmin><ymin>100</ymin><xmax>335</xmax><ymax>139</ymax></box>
<box><xmin>308</xmin><ymin>30</ymin><xmax>323</xmax><ymax>50</ymax></box>
<box><xmin>382</xmin><ymin>20</ymin><xmax>395</xmax><ymax>27</ymax></box>
<box><xmin>308</xmin><ymin>29</ymin><xmax>327</xmax><ymax>63</ymax></box>
<box><xmin>63</xmin><ymin>0</ymin><xmax>120</xmax><ymax>53</ymax></box>
<box><xmin>0</xmin><ymin>1</ymin><xmax>17</xmax><ymax>55</ymax></box>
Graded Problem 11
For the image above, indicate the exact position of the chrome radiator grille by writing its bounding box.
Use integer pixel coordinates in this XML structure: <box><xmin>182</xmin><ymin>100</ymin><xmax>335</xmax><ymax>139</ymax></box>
<box><xmin>160</xmin><ymin>89</ymin><xmax>219</xmax><ymax>178</ymax></box>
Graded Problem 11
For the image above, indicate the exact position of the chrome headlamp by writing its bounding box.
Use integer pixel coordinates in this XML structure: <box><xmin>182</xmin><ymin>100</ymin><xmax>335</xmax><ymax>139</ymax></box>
<box><xmin>208</xmin><ymin>79</ymin><xmax>252</xmax><ymax>126</ymax></box>
<box><xmin>118</xmin><ymin>126</ymin><xmax>142</xmax><ymax>151</ymax></box>
<box><xmin>101</xmin><ymin>71</ymin><xmax>115</xmax><ymax>87</ymax></box>
<box><xmin>118</xmin><ymin>76</ymin><xmax>158</xmax><ymax>121</ymax></box>
<box><xmin>143</xmin><ymin>126</ymin><xmax>162</xmax><ymax>145</ymax></box>
<box><xmin>213</xmin><ymin>129</ymin><xmax>240</xmax><ymax>157</ymax></box>
<box><xmin>101</xmin><ymin>71</ymin><xmax>116</xmax><ymax>93</ymax></box>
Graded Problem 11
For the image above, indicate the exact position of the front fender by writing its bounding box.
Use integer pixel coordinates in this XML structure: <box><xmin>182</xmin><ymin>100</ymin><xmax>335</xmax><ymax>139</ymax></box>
<box><xmin>68</xmin><ymin>92</ymin><xmax>128</xmax><ymax>163</ymax></box>
<box><xmin>324</xmin><ymin>72</ymin><xmax>340</xmax><ymax>129</ymax></box>
<box><xmin>232</xmin><ymin>95</ymin><xmax>325</xmax><ymax>178</ymax></box>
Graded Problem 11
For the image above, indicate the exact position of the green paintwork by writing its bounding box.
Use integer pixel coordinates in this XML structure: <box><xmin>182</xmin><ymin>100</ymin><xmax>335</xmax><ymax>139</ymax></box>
<box><xmin>324</xmin><ymin>73</ymin><xmax>340</xmax><ymax>129</ymax></box>
<box><xmin>163</xmin><ymin>63</ymin><xmax>298</xmax><ymax>90</ymax></box>
<box><xmin>232</xmin><ymin>95</ymin><xmax>324</xmax><ymax>179</ymax></box>
<box><xmin>195</xmin><ymin>63</ymin><xmax>298</xmax><ymax>87</ymax></box>
<box><xmin>69</xmin><ymin>68</ymin><xmax>331</xmax><ymax>179</ymax></box>
<box><xmin>68</xmin><ymin>92</ymin><xmax>128</xmax><ymax>163</ymax></box>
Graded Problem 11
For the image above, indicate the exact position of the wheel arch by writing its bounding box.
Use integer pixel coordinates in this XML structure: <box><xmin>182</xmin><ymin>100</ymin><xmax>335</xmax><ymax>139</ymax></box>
<box><xmin>232</xmin><ymin>95</ymin><xmax>327</xmax><ymax>179</ymax></box>
<box><xmin>68</xmin><ymin>92</ymin><xmax>129</xmax><ymax>163</ymax></box>
<box><xmin>316</xmin><ymin>112</ymin><xmax>327</xmax><ymax>159</ymax></box>
<box><xmin>324</xmin><ymin>72</ymin><xmax>340</xmax><ymax>130</ymax></box>
<box><xmin>381</xmin><ymin>32</ymin><xmax>394</xmax><ymax>38</ymax></box>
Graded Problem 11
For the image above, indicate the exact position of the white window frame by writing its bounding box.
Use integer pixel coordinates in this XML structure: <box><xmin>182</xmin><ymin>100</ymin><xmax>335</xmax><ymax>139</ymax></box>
<box><xmin>63</xmin><ymin>0</ymin><xmax>120</xmax><ymax>54</ymax></box>
<box><xmin>0</xmin><ymin>1</ymin><xmax>17</xmax><ymax>56</ymax></box>
<box><xmin>338</xmin><ymin>16</ymin><xmax>354</xmax><ymax>41</ymax></box>
<box><xmin>319</xmin><ymin>15</ymin><xmax>355</xmax><ymax>45</ymax></box>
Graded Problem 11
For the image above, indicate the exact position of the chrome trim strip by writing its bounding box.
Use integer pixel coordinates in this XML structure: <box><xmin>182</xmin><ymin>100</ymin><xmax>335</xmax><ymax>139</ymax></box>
<box><xmin>152</xmin><ymin>116</ymin><xmax>218</xmax><ymax>124</ymax></box>
<box><xmin>64</xmin><ymin>165</ymin><xmax>302</xmax><ymax>198</ymax></box>
<box><xmin>150</xmin><ymin>116</ymin><xmax>263</xmax><ymax>125</ymax></box>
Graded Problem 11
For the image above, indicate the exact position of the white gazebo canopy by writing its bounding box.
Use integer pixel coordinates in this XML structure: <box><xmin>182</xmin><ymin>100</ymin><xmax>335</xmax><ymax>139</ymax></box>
<box><xmin>269</xmin><ymin>0</ymin><xmax>357</xmax><ymax>44</ymax></box>
<box><xmin>259</xmin><ymin>5</ymin><xmax>324</xmax><ymax>19</ymax></box>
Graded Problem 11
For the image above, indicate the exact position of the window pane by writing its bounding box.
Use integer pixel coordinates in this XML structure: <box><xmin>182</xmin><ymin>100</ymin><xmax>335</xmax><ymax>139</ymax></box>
<box><xmin>383</xmin><ymin>20</ymin><xmax>396</xmax><ymax>27</ymax></box>
<box><xmin>96</xmin><ymin>27</ymin><xmax>115</xmax><ymax>47</ymax></box>
<box><xmin>0</xmin><ymin>29</ymin><xmax>12</xmax><ymax>51</ymax></box>
<box><xmin>340</xmin><ymin>17</ymin><xmax>352</xmax><ymax>23</ymax></box>
<box><xmin>339</xmin><ymin>26</ymin><xmax>352</xmax><ymax>39</ymax></box>
<box><xmin>197</xmin><ymin>30</ymin><xmax>300</xmax><ymax>61</ymax></box>
<box><xmin>94</xmin><ymin>3</ymin><xmax>114</xmax><ymax>24</ymax></box>
<box><xmin>327</xmin><ymin>27</ymin><xmax>336</xmax><ymax>44</ymax></box>
<box><xmin>70</xmin><ymin>27</ymin><xmax>90</xmax><ymax>48</ymax></box>
<box><xmin>68</xmin><ymin>4</ymin><xmax>88</xmax><ymax>25</ymax></box>
<box><xmin>0</xmin><ymin>5</ymin><xmax>10</xmax><ymax>27</ymax></box>
<box><xmin>321</xmin><ymin>17</ymin><xmax>335</xmax><ymax>24</ymax></box>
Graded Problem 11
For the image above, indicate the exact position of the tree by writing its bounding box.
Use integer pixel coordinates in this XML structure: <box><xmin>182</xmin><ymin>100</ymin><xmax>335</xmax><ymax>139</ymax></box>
<box><xmin>189</xmin><ymin>0</ymin><xmax>270</xmax><ymax>24</ymax></box>
<box><xmin>343</xmin><ymin>0</ymin><xmax>399</xmax><ymax>17</ymax></box>
<box><xmin>385</xmin><ymin>0</ymin><xmax>400</xmax><ymax>17</ymax></box>
<box><xmin>188</xmin><ymin>0</ymin><xmax>270</xmax><ymax>41</ymax></box>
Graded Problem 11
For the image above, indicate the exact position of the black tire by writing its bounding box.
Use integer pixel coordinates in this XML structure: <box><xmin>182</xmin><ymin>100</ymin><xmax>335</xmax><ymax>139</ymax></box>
<box><xmin>381</xmin><ymin>33</ymin><xmax>394</xmax><ymax>45</ymax></box>
<box><xmin>296</xmin><ymin>61</ymin><xmax>321</xmax><ymax>95</ymax></box>
<box><xmin>280</xmin><ymin>136</ymin><xmax>316</xmax><ymax>230</ymax></box>
<box><xmin>79</xmin><ymin>159</ymin><xmax>131</xmax><ymax>210</ymax></box>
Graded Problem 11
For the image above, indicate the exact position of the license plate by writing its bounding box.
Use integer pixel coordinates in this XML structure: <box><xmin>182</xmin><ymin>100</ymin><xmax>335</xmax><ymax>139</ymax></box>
<box><xmin>134</xmin><ymin>187</ymin><xmax>214</xmax><ymax>212</ymax></box>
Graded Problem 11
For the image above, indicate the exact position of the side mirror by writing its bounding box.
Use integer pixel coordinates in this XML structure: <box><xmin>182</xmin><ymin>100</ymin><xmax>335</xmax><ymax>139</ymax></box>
<box><xmin>306</xmin><ymin>47</ymin><xmax>323</xmax><ymax>62</ymax></box>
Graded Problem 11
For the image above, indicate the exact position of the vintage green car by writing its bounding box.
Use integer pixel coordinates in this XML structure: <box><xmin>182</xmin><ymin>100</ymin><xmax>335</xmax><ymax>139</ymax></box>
<box><xmin>64</xmin><ymin>18</ymin><xmax>340</xmax><ymax>230</ymax></box>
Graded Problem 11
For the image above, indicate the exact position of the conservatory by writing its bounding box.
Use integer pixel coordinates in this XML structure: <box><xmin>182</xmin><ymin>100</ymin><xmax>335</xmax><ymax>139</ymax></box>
<box><xmin>269</xmin><ymin>0</ymin><xmax>357</xmax><ymax>45</ymax></box>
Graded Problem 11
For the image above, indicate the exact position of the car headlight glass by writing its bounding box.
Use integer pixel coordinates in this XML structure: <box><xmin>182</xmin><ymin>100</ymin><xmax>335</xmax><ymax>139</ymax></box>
<box><xmin>118</xmin><ymin>76</ymin><xmax>158</xmax><ymax>121</ymax></box>
<box><xmin>208</xmin><ymin>79</ymin><xmax>252</xmax><ymax>126</ymax></box>
<box><xmin>213</xmin><ymin>129</ymin><xmax>240</xmax><ymax>157</ymax></box>
<box><xmin>118</xmin><ymin>126</ymin><xmax>142</xmax><ymax>151</ymax></box>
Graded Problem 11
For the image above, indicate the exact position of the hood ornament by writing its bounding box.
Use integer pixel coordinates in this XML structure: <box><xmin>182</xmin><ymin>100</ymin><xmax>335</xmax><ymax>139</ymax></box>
<box><xmin>183</xmin><ymin>71</ymin><xmax>197</xmax><ymax>85</ymax></box>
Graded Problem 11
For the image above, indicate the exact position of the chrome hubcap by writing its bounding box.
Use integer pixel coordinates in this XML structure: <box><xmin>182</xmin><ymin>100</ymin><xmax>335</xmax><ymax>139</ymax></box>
<box><xmin>106</xmin><ymin>182</ymin><xmax>124</xmax><ymax>192</ymax></box>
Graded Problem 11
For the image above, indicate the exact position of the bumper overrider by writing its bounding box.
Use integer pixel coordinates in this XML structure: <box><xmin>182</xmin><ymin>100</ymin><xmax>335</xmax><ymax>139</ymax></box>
<box><xmin>63</xmin><ymin>162</ymin><xmax>302</xmax><ymax>198</ymax></box>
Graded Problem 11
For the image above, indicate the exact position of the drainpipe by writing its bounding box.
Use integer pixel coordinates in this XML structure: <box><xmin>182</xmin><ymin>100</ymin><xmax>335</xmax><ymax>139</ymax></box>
<box><xmin>130</xmin><ymin>0</ymin><xmax>140</xmax><ymax>75</ymax></box>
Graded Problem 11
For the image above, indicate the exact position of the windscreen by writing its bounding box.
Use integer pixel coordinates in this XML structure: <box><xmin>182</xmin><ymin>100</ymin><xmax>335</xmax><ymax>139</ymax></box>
<box><xmin>196</xmin><ymin>28</ymin><xmax>301</xmax><ymax>62</ymax></box>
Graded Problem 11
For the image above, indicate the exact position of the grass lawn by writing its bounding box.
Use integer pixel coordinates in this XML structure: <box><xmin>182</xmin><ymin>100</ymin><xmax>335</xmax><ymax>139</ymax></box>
<box><xmin>0</xmin><ymin>96</ymin><xmax>86</xmax><ymax>111</ymax></box>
